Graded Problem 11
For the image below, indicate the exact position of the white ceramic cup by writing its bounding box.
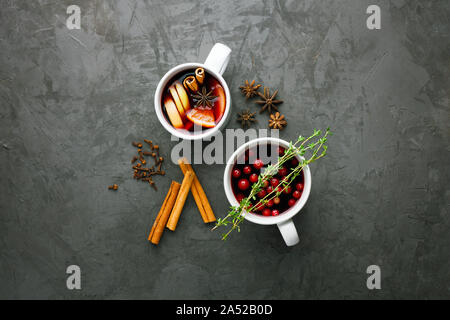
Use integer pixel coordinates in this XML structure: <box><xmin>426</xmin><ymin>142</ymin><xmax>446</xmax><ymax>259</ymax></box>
<box><xmin>154</xmin><ymin>43</ymin><xmax>232</xmax><ymax>140</ymax></box>
<box><xmin>223</xmin><ymin>137</ymin><xmax>312</xmax><ymax>246</ymax></box>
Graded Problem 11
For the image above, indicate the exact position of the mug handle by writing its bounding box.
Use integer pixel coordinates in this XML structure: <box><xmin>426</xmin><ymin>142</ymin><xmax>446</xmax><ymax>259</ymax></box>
<box><xmin>277</xmin><ymin>219</ymin><xmax>300</xmax><ymax>246</ymax></box>
<box><xmin>204</xmin><ymin>43</ymin><xmax>232</xmax><ymax>75</ymax></box>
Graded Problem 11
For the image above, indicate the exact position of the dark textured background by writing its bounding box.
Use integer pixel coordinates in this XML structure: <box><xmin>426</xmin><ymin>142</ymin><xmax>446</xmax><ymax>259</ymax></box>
<box><xmin>0</xmin><ymin>0</ymin><xmax>449</xmax><ymax>299</ymax></box>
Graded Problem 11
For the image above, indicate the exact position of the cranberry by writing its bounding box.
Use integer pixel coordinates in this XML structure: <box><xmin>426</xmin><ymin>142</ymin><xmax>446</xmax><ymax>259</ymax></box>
<box><xmin>238</xmin><ymin>179</ymin><xmax>250</xmax><ymax>190</ymax></box>
<box><xmin>277</xmin><ymin>186</ymin><xmax>283</xmax><ymax>193</ymax></box>
<box><xmin>278</xmin><ymin>166</ymin><xmax>288</xmax><ymax>176</ymax></box>
<box><xmin>273</xmin><ymin>197</ymin><xmax>281</xmax><ymax>205</ymax></box>
<box><xmin>243</xmin><ymin>166</ymin><xmax>252</xmax><ymax>175</ymax></box>
<box><xmin>232</xmin><ymin>168</ymin><xmax>241</xmax><ymax>178</ymax></box>
<box><xmin>296</xmin><ymin>183</ymin><xmax>304</xmax><ymax>191</ymax></box>
<box><xmin>288</xmin><ymin>198</ymin><xmax>297</xmax><ymax>207</ymax></box>
<box><xmin>254</xmin><ymin>202</ymin><xmax>265</xmax><ymax>211</ymax></box>
<box><xmin>293</xmin><ymin>190</ymin><xmax>301</xmax><ymax>199</ymax></box>
<box><xmin>270</xmin><ymin>178</ymin><xmax>279</xmax><ymax>187</ymax></box>
<box><xmin>249</xmin><ymin>173</ymin><xmax>259</xmax><ymax>183</ymax></box>
<box><xmin>236</xmin><ymin>193</ymin><xmax>245</xmax><ymax>202</ymax></box>
<box><xmin>257</xmin><ymin>189</ymin><xmax>266</xmax><ymax>198</ymax></box>
<box><xmin>266</xmin><ymin>186</ymin><xmax>273</xmax><ymax>195</ymax></box>
<box><xmin>263</xmin><ymin>180</ymin><xmax>269</xmax><ymax>188</ymax></box>
<box><xmin>266</xmin><ymin>199</ymin><xmax>274</xmax><ymax>207</ymax></box>
<box><xmin>278</xmin><ymin>147</ymin><xmax>285</xmax><ymax>155</ymax></box>
<box><xmin>253</xmin><ymin>159</ymin><xmax>264</xmax><ymax>170</ymax></box>
<box><xmin>262</xmin><ymin>208</ymin><xmax>271</xmax><ymax>216</ymax></box>
<box><xmin>272</xmin><ymin>209</ymin><xmax>280</xmax><ymax>216</ymax></box>
<box><xmin>284</xmin><ymin>186</ymin><xmax>292</xmax><ymax>194</ymax></box>
<box><xmin>291</xmin><ymin>158</ymin><xmax>299</xmax><ymax>166</ymax></box>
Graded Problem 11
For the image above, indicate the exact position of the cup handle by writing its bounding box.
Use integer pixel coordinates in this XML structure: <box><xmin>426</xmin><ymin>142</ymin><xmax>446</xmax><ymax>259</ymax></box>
<box><xmin>277</xmin><ymin>219</ymin><xmax>299</xmax><ymax>246</ymax></box>
<box><xmin>204</xmin><ymin>43</ymin><xmax>232</xmax><ymax>75</ymax></box>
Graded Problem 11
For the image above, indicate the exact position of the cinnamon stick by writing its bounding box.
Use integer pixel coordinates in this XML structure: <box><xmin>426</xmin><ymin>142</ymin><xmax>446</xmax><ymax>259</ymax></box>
<box><xmin>178</xmin><ymin>158</ymin><xmax>208</xmax><ymax>223</ymax></box>
<box><xmin>178</xmin><ymin>157</ymin><xmax>216</xmax><ymax>223</ymax></box>
<box><xmin>149</xmin><ymin>181</ymin><xmax>181</xmax><ymax>245</ymax></box>
<box><xmin>166</xmin><ymin>171</ymin><xmax>194</xmax><ymax>231</ymax></box>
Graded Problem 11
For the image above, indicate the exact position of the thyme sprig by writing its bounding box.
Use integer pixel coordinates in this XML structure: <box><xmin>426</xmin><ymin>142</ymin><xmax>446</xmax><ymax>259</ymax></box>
<box><xmin>213</xmin><ymin>128</ymin><xmax>331</xmax><ymax>240</ymax></box>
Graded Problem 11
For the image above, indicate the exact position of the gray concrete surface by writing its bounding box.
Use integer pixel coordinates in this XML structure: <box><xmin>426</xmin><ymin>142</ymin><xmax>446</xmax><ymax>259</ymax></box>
<box><xmin>0</xmin><ymin>0</ymin><xmax>449</xmax><ymax>299</ymax></box>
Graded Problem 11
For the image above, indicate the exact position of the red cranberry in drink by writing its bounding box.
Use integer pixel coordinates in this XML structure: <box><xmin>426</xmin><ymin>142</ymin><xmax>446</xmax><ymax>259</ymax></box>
<box><xmin>243</xmin><ymin>165</ymin><xmax>252</xmax><ymax>175</ymax></box>
<box><xmin>278</xmin><ymin>166</ymin><xmax>288</xmax><ymax>176</ymax></box>
<box><xmin>231</xmin><ymin>143</ymin><xmax>305</xmax><ymax>217</ymax></box>
<box><xmin>288</xmin><ymin>198</ymin><xmax>296</xmax><ymax>207</ymax></box>
<box><xmin>253</xmin><ymin>159</ymin><xmax>264</xmax><ymax>170</ymax></box>
<box><xmin>257</xmin><ymin>189</ymin><xmax>266</xmax><ymax>198</ymax></box>
<box><xmin>270</xmin><ymin>178</ymin><xmax>279</xmax><ymax>187</ymax></box>
<box><xmin>237</xmin><ymin>178</ymin><xmax>250</xmax><ymax>190</ymax></box>
<box><xmin>255</xmin><ymin>202</ymin><xmax>265</xmax><ymax>211</ymax></box>
<box><xmin>249</xmin><ymin>173</ymin><xmax>259</xmax><ymax>183</ymax></box>
<box><xmin>232</xmin><ymin>168</ymin><xmax>241</xmax><ymax>178</ymax></box>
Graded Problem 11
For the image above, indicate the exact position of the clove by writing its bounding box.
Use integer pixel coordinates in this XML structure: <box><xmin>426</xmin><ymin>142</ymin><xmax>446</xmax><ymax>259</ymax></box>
<box><xmin>129</xmin><ymin>138</ymin><xmax>165</xmax><ymax>192</ymax></box>
<box><xmin>144</xmin><ymin>139</ymin><xmax>153</xmax><ymax>149</ymax></box>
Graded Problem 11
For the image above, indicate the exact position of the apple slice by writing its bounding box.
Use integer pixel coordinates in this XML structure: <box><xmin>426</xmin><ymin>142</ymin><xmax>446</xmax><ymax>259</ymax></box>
<box><xmin>186</xmin><ymin>108</ymin><xmax>216</xmax><ymax>128</ymax></box>
<box><xmin>175</xmin><ymin>81</ymin><xmax>191</xmax><ymax>112</ymax></box>
<box><xmin>169</xmin><ymin>85</ymin><xmax>185</xmax><ymax>117</ymax></box>
<box><xmin>164</xmin><ymin>96</ymin><xmax>184</xmax><ymax>129</ymax></box>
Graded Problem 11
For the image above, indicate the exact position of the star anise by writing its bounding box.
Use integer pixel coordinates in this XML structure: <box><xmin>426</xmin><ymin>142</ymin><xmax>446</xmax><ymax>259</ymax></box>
<box><xmin>237</xmin><ymin>109</ymin><xmax>257</xmax><ymax>128</ymax></box>
<box><xmin>192</xmin><ymin>87</ymin><xmax>217</xmax><ymax>108</ymax></box>
<box><xmin>239</xmin><ymin>80</ymin><xmax>261</xmax><ymax>99</ymax></box>
<box><xmin>255</xmin><ymin>87</ymin><xmax>283</xmax><ymax>113</ymax></box>
<box><xmin>268</xmin><ymin>112</ymin><xmax>287</xmax><ymax>130</ymax></box>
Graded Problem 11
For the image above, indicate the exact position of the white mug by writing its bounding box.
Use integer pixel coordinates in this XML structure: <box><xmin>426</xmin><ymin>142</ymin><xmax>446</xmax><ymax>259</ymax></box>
<box><xmin>154</xmin><ymin>43</ymin><xmax>232</xmax><ymax>140</ymax></box>
<box><xmin>223</xmin><ymin>137</ymin><xmax>312</xmax><ymax>246</ymax></box>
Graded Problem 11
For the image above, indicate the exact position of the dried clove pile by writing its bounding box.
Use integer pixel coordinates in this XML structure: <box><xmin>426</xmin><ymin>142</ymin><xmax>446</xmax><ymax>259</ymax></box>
<box><xmin>131</xmin><ymin>139</ymin><xmax>165</xmax><ymax>191</ymax></box>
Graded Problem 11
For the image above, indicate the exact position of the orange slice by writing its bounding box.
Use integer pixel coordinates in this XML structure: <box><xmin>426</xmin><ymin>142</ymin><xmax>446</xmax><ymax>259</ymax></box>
<box><xmin>175</xmin><ymin>81</ymin><xmax>191</xmax><ymax>112</ymax></box>
<box><xmin>207</xmin><ymin>77</ymin><xmax>226</xmax><ymax>122</ymax></box>
<box><xmin>186</xmin><ymin>108</ymin><xmax>216</xmax><ymax>128</ymax></box>
<box><xmin>169</xmin><ymin>85</ymin><xmax>185</xmax><ymax>117</ymax></box>
<box><xmin>164</xmin><ymin>96</ymin><xmax>184</xmax><ymax>129</ymax></box>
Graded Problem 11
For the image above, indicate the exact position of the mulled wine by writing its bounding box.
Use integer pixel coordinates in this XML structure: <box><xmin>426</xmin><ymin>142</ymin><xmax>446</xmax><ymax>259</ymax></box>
<box><xmin>161</xmin><ymin>67</ymin><xmax>226</xmax><ymax>132</ymax></box>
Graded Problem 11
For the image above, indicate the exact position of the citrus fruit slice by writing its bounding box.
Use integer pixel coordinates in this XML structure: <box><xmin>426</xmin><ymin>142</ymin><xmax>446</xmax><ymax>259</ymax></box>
<box><xmin>207</xmin><ymin>77</ymin><xmax>226</xmax><ymax>122</ymax></box>
<box><xmin>169</xmin><ymin>85</ymin><xmax>185</xmax><ymax>117</ymax></box>
<box><xmin>175</xmin><ymin>81</ymin><xmax>191</xmax><ymax>112</ymax></box>
<box><xmin>186</xmin><ymin>108</ymin><xmax>216</xmax><ymax>128</ymax></box>
<box><xmin>163</xmin><ymin>96</ymin><xmax>184</xmax><ymax>129</ymax></box>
